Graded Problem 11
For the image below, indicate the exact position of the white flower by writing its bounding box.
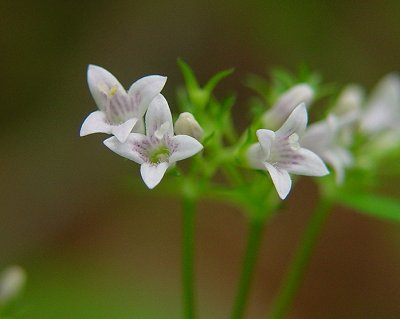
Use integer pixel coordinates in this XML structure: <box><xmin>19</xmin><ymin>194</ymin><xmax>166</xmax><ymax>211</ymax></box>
<box><xmin>247</xmin><ymin>103</ymin><xmax>329</xmax><ymax>199</ymax></box>
<box><xmin>262</xmin><ymin>84</ymin><xmax>314</xmax><ymax>130</ymax></box>
<box><xmin>80</xmin><ymin>65</ymin><xmax>167</xmax><ymax>143</ymax></box>
<box><xmin>0</xmin><ymin>265</ymin><xmax>26</xmax><ymax>306</ymax></box>
<box><xmin>360</xmin><ymin>73</ymin><xmax>400</xmax><ymax>134</ymax></box>
<box><xmin>299</xmin><ymin>85</ymin><xmax>363</xmax><ymax>184</ymax></box>
<box><xmin>301</xmin><ymin>115</ymin><xmax>353</xmax><ymax>184</ymax></box>
<box><xmin>104</xmin><ymin>95</ymin><xmax>203</xmax><ymax>189</ymax></box>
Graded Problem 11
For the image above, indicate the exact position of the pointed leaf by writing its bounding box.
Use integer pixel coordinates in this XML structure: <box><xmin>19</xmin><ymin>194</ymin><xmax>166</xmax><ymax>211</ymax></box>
<box><xmin>204</xmin><ymin>68</ymin><xmax>234</xmax><ymax>94</ymax></box>
<box><xmin>177</xmin><ymin>58</ymin><xmax>200</xmax><ymax>92</ymax></box>
<box><xmin>337</xmin><ymin>192</ymin><xmax>400</xmax><ymax>223</ymax></box>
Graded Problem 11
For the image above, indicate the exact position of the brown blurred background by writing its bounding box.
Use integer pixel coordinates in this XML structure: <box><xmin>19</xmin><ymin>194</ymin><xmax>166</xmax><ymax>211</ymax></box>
<box><xmin>1</xmin><ymin>1</ymin><xmax>400</xmax><ymax>318</ymax></box>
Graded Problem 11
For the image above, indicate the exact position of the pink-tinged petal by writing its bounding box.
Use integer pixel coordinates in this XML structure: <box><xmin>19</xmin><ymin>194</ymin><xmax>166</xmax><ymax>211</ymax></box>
<box><xmin>286</xmin><ymin>148</ymin><xmax>329</xmax><ymax>176</ymax></box>
<box><xmin>264</xmin><ymin>163</ymin><xmax>292</xmax><ymax>199</ymax></box>
<box><xmin>103</xmin><ymin>134</ymin><xmax>147</xmax><ymax>164</ymax></box>
<box><xmin>140</xmin><ymin>162</ymin><xmax>169</xmax><ymax>189</ymax></box>
<box><xmin>276</xmin><ymin>103</ymin><xmax>307</xmax><ymax>138</ymax></box>
<box><xmin>246</xmin><ymin>143</ymin><xmax>265</xmax><ymax>169</ymax></box>
<box><xmin>104</xmin><ymin>89</ymin><xmax>132</xmax><ymax>124</ymax></box>
<box><xmin>80</xmin><ymin>111</ymin><xmax>112</xmax><ymax>136</ymax></box>
<box><xmin>169</xmin><ymin>135</ymin><xmax>203</xmax><ymax>162</ymax></box>
<box><xmin>128</xmin><ymin>75</ymin><xmax>167</xmax><ymax>116</ymax></box>
<box><xmin>145</xmin><ymin>95</ymin><xmax>173</xmax><ymax>137</ymax></box>
<box><xmin>111</xmin><ymin>118</ymin><xmax>138</xmax><ymax>143</ymax></box>
<box><xmin>256</xmin><ymin>129</ymin><xmax>275</xmax><ymax>159</ymax></box>
<box><xmin>87</xmin><ymin>65</ymin><xmax>125</xmax><ymax>111</ymax></box>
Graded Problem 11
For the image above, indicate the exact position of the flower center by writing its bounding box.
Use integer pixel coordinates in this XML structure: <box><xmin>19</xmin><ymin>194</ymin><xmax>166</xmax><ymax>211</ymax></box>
<box><xmin>288</xmin><ymin>133</ymin><xmax>300</xmax><ymax>151</ymax></box>
<box><xmin>149</xmin><ymin>146</ymin><xmax>170</xmax><ymax>164</ymax></box>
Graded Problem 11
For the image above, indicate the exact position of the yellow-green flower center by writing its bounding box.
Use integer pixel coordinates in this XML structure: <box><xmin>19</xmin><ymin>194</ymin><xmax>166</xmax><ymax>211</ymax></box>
<box><xmin>149</xmin><ymin>146</ymin><xmax>170</xmax><ymax>164</ymax></box>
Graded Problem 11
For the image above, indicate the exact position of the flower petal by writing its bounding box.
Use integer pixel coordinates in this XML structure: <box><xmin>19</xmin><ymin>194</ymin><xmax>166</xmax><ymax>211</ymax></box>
<box><xmin>169</xmin><ymin>135</ymin><xmax>203</xmax><ymax>162</ymax></box>
<box><xmin>103</xmin><ymin>134</ymin><xmax>147</xmax><ymax>164</ymax></box>
<box><xmin>246</xmin><ymin>143</ymin><xmax>265</xmax><ymax>169</ymax></box>
<box><xmin>128</xmin><ymin>75</ymin><xmax>167</xmax><ymax>116</ymax></box>
<box><xmin>133</xmin><ymin>117</ymin><xmax>145</xmax><ymax>134</ymax></box>
<box><xmin>286</xmin><ymin>148</ymin><xmax>329</xmax><ymax>176</ymax></box>
<box><xmin>87</xmin><ymin>65</ymin><xmax>125</xmax><ymax>111</ymax></box>
<box><xmin>140</xmin><ymin>162</ymin><xmax>169</xmax><ymax>189</ymax></box>
<box><xmin>145</xmin><ymin>94</ymin><xmax>173</xmax><ymax>137</ymax></box>
<box><xmin>80</xmin><ymin>111</ymin><xmax>112</xmax><ymax>136</ymax></box>
<box><xmin>276</xmin><ymin>103</ymin><xmax>307</xmax><ymax>138</ymax></box>
<box><xmin>256</xmin><ymin>129</ymin><xmax>275</xmax><ymax>159</ymax></box>
<box><xmin>264</xmin><ymin>163</ymin><xmax>292</xmax><ymax>199</ymax></box>
<box><xmin>301</xmin><ymin>120</ymin><xmax>332</xmax><ymax>152</ymax></box>
<box><xmin>111</xmin><ymin>118</ymin><xmax>138</xmax><ymax>143</ymax></box>
<box><xmin>323</xmin><ymin>147</ymin><xmax>353</xmax><ymax>184</ymax></box>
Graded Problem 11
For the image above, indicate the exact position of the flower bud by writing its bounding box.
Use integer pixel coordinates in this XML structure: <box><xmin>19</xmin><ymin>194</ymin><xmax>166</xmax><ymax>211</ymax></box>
<box><xmin>174</xmin><ymin>112</ymin><xmax>204</xmax><ymax>141</ymax></box>
<box><xmin>0</xmin><ymin>265</ymin><xmax>26</xmax><ymax>306</ymax></box>
<box><xmin>334</xmin><ymin>85</ymin><xmax>364</xmax><ymax>117</ymax></box>
<box><xmin>360</xmin><ymin>73</ymin><xmax>400</xmax><ymax>134</ymax></box>
<box><xmin>262</xmin><ymin>84</ymin><xmax>314</xmax><ymax>130</ymax></box>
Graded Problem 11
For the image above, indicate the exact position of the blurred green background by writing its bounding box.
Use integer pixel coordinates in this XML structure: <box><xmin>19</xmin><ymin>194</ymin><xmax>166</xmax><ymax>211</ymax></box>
<box><xmin>1</xmin><ymin>1</ymin><xmax>400</xmax><ymax>318</ymax></box>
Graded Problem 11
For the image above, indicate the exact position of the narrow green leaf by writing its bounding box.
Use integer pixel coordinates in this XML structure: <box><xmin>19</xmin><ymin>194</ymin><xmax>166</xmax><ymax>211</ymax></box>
<box><xmin>337</xmin><ymin>192</ymin><xmax>400</xmax><ymax>223</ymax></box>
<box><xmin>177</xmin><ymin>58</ymin><xmax>200</xmax><ymax>91</ymax></box>
<box><xmin>204</xmin><ymin>68</ymin><xmax>234</xmax><ymax>94</ymax></box>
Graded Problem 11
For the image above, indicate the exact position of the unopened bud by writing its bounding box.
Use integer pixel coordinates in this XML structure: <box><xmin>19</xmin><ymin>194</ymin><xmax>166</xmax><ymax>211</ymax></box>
<box><xmin>333</xmin><ymin>84</ymin><xmax>363</xmax><ymax>118</ymax></box>
<box><xmin>262</xmin><ymin>84</ymin><xmax>314</xmax><ymax>130</ymax></box>
<box><xmin>361</xmin><ymin>73</ymin><xmax>400</xmax><ymax>134</ymax></box>
<box><xmin>175</xmin><ymin>112</ymin><xmax>204</xmax><ymax>141</ymax></box>
<box><xmin>0</xmin><ymin>265</ymin><xmax>26</xmax><ymax>306</ymax></box>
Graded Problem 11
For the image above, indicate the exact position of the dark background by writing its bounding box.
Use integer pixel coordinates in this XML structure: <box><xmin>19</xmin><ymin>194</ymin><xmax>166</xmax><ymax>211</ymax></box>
<box><xmin>1</xmin><ymin>1</ymin><xmax>400</xmax><ymax>318</ymax></box>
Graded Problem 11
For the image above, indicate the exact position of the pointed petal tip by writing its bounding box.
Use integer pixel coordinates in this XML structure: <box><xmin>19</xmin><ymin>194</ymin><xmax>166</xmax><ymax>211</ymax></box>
<box><xmin>313</xmin><ymin>160</ymin><xmax>330</xmax><ymax>177</ymax></box>
<box><xmin>264</xmin><ymin>163</ymin><xmax>292</xmax><ymax>200</ymax></box>
<box><xmin>112</xmin><ymin>118</ymin><xmax>138</xmax><ymax>143</ymax></box>
<box><xmin>87</xmin><ymin>64</ymin><xmax>103</xmax><ymax>74</ymax></box>
<box><xmin>79</xmin><ymin>111</ymin><xmax>112</xmax><ymax>137</ymax></box>
<box><xmin>140</xmin><ymin>162</ymin><xmax>168</xmax><ymax>189</ymax></box>
<box><xmin>103</xmin><ymin>136</ymin><xmax>118</xmax><ymax>149</ymax></box>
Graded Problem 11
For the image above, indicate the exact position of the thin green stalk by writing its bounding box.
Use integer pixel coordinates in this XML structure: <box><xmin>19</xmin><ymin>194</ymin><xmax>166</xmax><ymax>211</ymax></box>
<box><xmin>182</xmin><ymin>193</ymin><xmax>197</xmax><ymax>319</ymax></box>
<box><xmin>267</xmin><ymin>199</ymin><xmax>333</xmax><ymax>319</ymax></box>
<box><xmin>231</xmin><ymin>217</ymin><xmax>266</xmax><ymax>319</ymax></box>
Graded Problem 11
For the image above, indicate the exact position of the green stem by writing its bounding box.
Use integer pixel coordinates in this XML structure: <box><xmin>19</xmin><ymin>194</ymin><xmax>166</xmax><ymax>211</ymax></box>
<box><xmin>231</xmin><ymin>217</ymin><xmax>266</xmax><ymax>319</ymax></box>
<box><xmin>267</xmin><ymin>199</ymin><xmax>333</xmax><ymax>319</ymax></box>
<box><xmin>182</xmin><ymin>193</ymin><xmax>197</xmax><ymax>319</ymax></box>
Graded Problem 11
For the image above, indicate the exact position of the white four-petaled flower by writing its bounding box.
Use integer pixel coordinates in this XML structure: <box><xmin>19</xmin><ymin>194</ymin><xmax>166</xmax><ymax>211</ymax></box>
<box><xmin>80</xmin><ymin>64</ymin><xmax>167</xmax><ymax>143</ymax></box>
<box><xmin>247</xmin><ymin>103</ymin><xmax>329</xmax><ymax>199</ymax></box>
<box><xmin>104</xmin><ymin>94</ymin><xmax>203</xmax><ymax>189</ymax></box>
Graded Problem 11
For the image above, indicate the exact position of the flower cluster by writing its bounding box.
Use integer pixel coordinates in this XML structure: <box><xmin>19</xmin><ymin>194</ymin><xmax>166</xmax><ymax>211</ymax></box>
<box><xmin>80</xmin><ymin>64</ymin><xmax>400</xmax><ymax>201</ymax></box>
<box><xmin>80</xmin><ymin>65</ymin><xmax>203</xmax><ymax>188</ymax></box>
<box><xmin>247</xmin><ymin>74</ymin><xmax>400</xmax><ymax>198</ymax></box>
